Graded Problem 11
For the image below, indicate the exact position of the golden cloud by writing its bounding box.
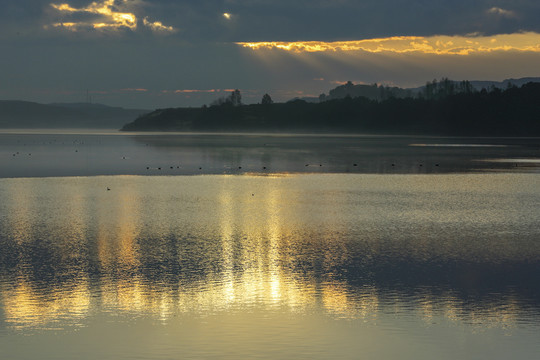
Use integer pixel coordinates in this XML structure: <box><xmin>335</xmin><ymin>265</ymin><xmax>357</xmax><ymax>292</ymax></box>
<box><xmin>237</xmin><ymin>32</ymin><xmax>540</xmax><ymax>55</ymax></box>
<box><xmin>50</xmin><ymin>0</ymin><xmax>137</xmax><ymax>30</ymax></box>
<box><xmin>173</xmin><ymin>89</ymin><xmax>218</xmax><ymax>93</ymax></box>
<box><xmin>142</xmin><ymin>17</ymin><xmax>176</xmax><ymax>33</ymax></box>
<box><xmin>48</xmin><ymin>0</ymin><xmax>176</xmax><ymax>33</ymax></box>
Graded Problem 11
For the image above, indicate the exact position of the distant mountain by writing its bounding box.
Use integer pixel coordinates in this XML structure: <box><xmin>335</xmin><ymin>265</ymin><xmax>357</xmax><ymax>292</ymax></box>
<box><xmin>316</xmin><ymin>77</ymin><xmax>540</xmax><ymax>102</ymax></box>
<box><xmin>469</xmin><ymin>77</ymin><xmax>540</xmax><ymax>90</ymax></box>
<box><xmin>0</xmin><ymin>101</ymin><xmax>150</xmax><ymax>129</ymax></box>
<box><xmin>49</xmin><ymin>102</ymin><xmax>125</xmax><ymax>110</ymax></box>
<box><xmin>408</xmin><ymin>77</ymin><xmax>540</xmax><ymax>94</ymax></box>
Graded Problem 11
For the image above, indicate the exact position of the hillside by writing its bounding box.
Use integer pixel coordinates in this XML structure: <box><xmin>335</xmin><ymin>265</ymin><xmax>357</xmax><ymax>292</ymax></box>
<box><xmin>0</xmin><ymin>101</ymin><xmax>149</xmax><ymax>129</ymax></box>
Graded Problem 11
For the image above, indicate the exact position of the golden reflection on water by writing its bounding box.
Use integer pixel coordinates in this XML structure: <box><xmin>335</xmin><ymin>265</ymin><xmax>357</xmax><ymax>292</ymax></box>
<box><xmin>3</xmin><ymin>180</ymin><xmax>34</xmax><ymax>246</ymax></box>
<box><xmin>3</xmin><ymin>278</ymin><xmax>91</xmax><ymax>330</ymax></box>
<box><xmin>97</xmin><ymin>181</ymin><xmax>141</xmax><ymax>271</ymax></box>
<box><xmin>0</xmin><ymin>174</ymin><xmax>539</xmax><ymax>330</ymax></box>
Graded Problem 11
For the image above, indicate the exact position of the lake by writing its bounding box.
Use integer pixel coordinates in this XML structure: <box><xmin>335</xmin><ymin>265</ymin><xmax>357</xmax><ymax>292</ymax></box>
<box><xmin>1</xmin><ymin>131</ymin><xmax>539</xmax><ymax>359</ymax></box>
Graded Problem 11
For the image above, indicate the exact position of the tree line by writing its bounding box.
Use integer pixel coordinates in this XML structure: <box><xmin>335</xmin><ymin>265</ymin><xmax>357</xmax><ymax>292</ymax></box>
<box><xmin>121</xmin><ymin>82</ymin><xmax>540</xmax><ymax>136</ymax></box>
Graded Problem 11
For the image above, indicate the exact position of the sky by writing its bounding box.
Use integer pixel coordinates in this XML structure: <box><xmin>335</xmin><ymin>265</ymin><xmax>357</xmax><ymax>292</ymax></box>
<box><xmin>1</xmin><ymin>0</ymin><xmax>540</xmax><ymax>109</ymax></box>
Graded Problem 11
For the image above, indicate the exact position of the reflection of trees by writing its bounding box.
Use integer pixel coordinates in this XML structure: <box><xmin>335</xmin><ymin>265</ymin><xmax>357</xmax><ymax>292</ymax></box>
<box><xmin>128</xmin><ymin>134</ymin><xmax>540</xmax><ymax>175</ymax></box>
<box><xmin>1</xmin><ymin>175</ymin><xmax>540</xmax><ymax>330</ymax></box>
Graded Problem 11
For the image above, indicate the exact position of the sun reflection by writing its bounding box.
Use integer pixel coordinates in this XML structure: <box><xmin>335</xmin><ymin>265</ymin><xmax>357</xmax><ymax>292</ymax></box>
<box><xmin>218</xmin><ymin>177</ymin><xmax>236</xmax><ymax>305</ymax></box>
<box><xmin>0</xmin><ymin>175</ymin><xmax>535</xmax><ymax>330</ymax></box>
<box><xmin>2</xmin><ymin>278</ymin><xmax>91</xmax><ymax>330</ymax></box>
<box><xmin>2</xmin><ymin>179</ymin><xmax>35</xmax><ymax>245</ymax></box>
<box><xmin>267</xmin><ymin>185</ymin><xmax>283</xmax><ymax>303</ymax></box>
<box><xmin>116</xmin><ymin>184</ymin><xmax>141</xmax><ymax>268</ymax></box>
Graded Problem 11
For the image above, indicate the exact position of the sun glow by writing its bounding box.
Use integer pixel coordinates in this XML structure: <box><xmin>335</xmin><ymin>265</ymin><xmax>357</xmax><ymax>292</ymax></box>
<box><xmin>237</xmin><ymin>32</ymin><xmax>540</xmax><ymax>55</ymax></box>
<box><xmin>50</xmin><ymin>0</ymin><xmax>137</xmax><ymax>30</ymax></box>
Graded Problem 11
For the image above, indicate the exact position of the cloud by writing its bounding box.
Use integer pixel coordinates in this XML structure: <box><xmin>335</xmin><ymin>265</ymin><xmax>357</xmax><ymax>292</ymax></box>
<box><xmin>487</xmin><ymin>7</ymin><xmax>518</xmax><ymax>19</ymax></box>
<box><xmin>49</xmin><ymin>1</ymin><xmax>137</xmax><ymax>30</ymax></box>
<box><xmin>194</xmin><ymin>1</ymin><xmax>540</xmax><ymax>42</ymax></box>
<box><xmin>47</xmin><ymin>0</ymin><xmax>176</xmax><ymax>34</ymax></box>
<box><xmin>4</xmin><ymin>1</ymin><xmax>540</xmax><ymax>109</ymax></box>
<box><xmin>142</xmin><ymin>17</ymin><xmax>177</xmax><ymax>34</ymax></box>
<box><xmin>166</xmin><ymin>89</ymin><xmax>242</xmax><ymax>94</ymax></box>
<box><xmin>171</xmin><ymin>89</ymin><xmax>218</xmax><ymax>94</ymax></box>
<box><xmin>1</xmin><ymin>1</ymin><xmax>535</xmax><ymax>43</ymax></box>
<box><xmin>237</xmin><ymin>33</ymin><xmax>540</xmax><ymax>55</ymax></box>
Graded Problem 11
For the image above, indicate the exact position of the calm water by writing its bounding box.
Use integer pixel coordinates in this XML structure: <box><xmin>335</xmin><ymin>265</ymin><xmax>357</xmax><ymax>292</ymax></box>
<box><xmin>1</xmin><ymin>130</ymin><xmax>539</xmax><ymax>177</ymax></box>
<box><xmin>1</xmin><ymin>132</ymin><xmax>540</xmax><ymax>359</ymax></box>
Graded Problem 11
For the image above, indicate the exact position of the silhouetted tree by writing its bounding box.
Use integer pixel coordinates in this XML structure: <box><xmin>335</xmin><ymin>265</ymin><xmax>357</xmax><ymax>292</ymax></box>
<box><xmin>439</xmin><ymin>77</ymin><xmax>455</xmax><ymax>97</ymax></box>
<box><xmin>424</xmin><ymin>79</ymin><xmax>437</xmax><ymax>100</ymax></box>
<box><xmin>210</xmin><ymin>89</ymin><xmax>242</xmax><ymax>107</ymax></box>
<box><xmin>230</xmin><ymin>89</ymin><xmax>242</xmax><ymax>106</ymax></box>
<box><xmin>506</xmin><ymin>82</ymin><xmax>517</xmax><ymax>90</ymax></box>
<box><xmin>458</xmin><ymin>80</ymin><xmax>474</xmax><ymax>94</ymax></box>
<box><xmin>261</xmin><ymin>93</ymin><xmax>273</xmax><ymax>105</ymax></box>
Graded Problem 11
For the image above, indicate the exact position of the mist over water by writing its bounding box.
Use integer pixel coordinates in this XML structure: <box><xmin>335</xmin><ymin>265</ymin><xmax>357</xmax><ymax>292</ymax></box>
<box><xmin>1</xmin><ymin>132</ymin><xmax>539</xmax><ymax>359</ymax></box>
<box><xmin>1</xmin><ymin>131</ymin><xmax>539</xmax><ymax>177</ymax></box>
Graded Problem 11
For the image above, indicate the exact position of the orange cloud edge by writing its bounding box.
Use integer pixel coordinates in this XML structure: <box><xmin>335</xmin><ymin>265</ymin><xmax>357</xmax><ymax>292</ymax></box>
<box><xmin>237</xmin><ymin>32</ymin><xmax>540</xmax><ymax>55</ymax></box>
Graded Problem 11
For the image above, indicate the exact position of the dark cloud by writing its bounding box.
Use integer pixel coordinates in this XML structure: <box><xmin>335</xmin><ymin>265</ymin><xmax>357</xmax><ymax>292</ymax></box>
<box><xmin>1</xmin><ymin>1</ymin><xmax>540</xmax><ymax>108</ymax></box>
<box><xmin>146</xmin><ymin>0</ymin><xmax>540</xmax><ymax>41</ymax></box>
<box><xmin>2</xmin><ymin>1</ymin><xmax>540</xmax><ymax>41</ymax></box>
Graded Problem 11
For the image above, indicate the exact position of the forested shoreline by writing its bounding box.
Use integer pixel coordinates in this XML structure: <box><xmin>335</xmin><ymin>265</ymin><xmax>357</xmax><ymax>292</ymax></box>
<box><xmin>121</xmin><ymin>82</ymin><xmax>540</xmax><ymax>136</ymax></box>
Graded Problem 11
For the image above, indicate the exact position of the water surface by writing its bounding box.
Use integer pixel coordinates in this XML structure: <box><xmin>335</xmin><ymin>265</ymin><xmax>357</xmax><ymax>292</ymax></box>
<box><xmin>1</xmin><ymin>173</ymin><xmax>539</xmax><ymax>359</ymax></box>
<box><xmin>1</xmin><ymin>131</ymin><xmax>539</xmax><ymax>177</ymax></box>
<box><xmin>1</xmin><ymin>131</ymin><xmax>539</xmax><ymax>359</ymax></box>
